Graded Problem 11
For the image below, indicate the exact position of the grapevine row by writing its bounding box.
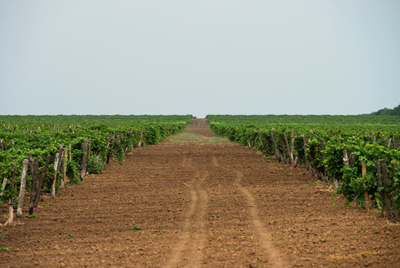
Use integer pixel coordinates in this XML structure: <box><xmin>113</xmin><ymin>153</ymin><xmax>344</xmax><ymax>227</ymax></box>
<box><xmin>208</xmin><ymin>115</ymin><xmax>400</xmax><ymax>222</ymax></box>
<box><xmin>0</xmin><ymin>115</ymin><xmax>192</xmax><ymax>226</ymax></box>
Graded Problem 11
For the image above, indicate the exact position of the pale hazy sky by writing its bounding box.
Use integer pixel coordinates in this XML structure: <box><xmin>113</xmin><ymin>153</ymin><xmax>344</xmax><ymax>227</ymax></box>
<box><xmin>1</xmin><ymin>1</ymin><xmax>399</xmax><ymax>118</ymax></box>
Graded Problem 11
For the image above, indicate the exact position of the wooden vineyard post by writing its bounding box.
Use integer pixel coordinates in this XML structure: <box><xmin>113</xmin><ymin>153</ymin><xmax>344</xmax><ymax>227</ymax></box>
<box><xmin>52</xmin><ymin>146</ymin><xmax>64</xmax><ymax>198</ymax></box>
<box><xmin>279</xmin><ymin>134</ymin><xmax>288</xmax><ymax>164</ymax></box>
<box><xmin>59</xmin><ymin>158</ymin><xmax>65</xmax><ymax>189</ymax></box>
<box><xmin>256</xmin><ymin>131</ymin><xmax>262</xmax><ymax>150</ymax></box>
<box><xmin>108</xmin><ymin>131</ymin><xmax>115</xmax><ymax>161</ymax></box>
<box><xmin>16</xmin><ymin>159</ymin><xmax>29</xmax><ymax>217</ymax></box>
<box><xmin>28</xmin><ymin>158</ymin><xmax>39</xmax><ymax>215</ymax></box>
<box><xmin>105</xmin><ymin>136</ymin><xmax>110</xmax><ymax>164</ymax></box>
<box><xmin>69</xmin><ymin>144</ymin><xmax>72</xmax><ymax>161</ymax></box>
<box><xmin>304</xmin><ymin>135</ymin><xmax>308</xmax><ymax>169</ymax></box>
<box><xmin>343</xmin><ymin>150</ymin><xmax>349</xmax><ymax>166</ymax></box>
<box><xmin>337</xmin><ymin>149</ymin><xmax>350</xmax><ymax>191</ymax></box>
<box><xmin>0</xmin><ymin>139</ymin><xmax>4</xmax><ymax>150</ymax></box>
<box><xmin>126</xmin><ymin>129</ymin><xmax>132</xmax><ymax>153</ymax></box>
<box><xmin>380</xmin><ymin>160</ymin><xmax>393</xmax><ymax>220</ymax></box>
<box><xmin>0</xmin><ymin>178</ymin><xmax>8</xmax><ymax>225</ymax></box>
<box><xmin>0</xmin><ymin>178</ymin><xmax>7</xmax><ymax>197</ymax></box>
<box><xmin>128</xmin><ymin>128</ymin><xmax>135</xmax><ymax>152</ymax></box>
<box><xmin>387</xmin><ymin>138</ymin><xmax>392</xmax><ymax>150</ymax></box>
<box><xmin>320</xmin><ymin>140</ymin><xmax>327</xmax><ymax>177</ymax></box>
<box><xmin>7</xmin><ymin>178</ymin><xmax>14</xmax><ymax>224</ymax></box>
<box><xmin>87</xmin><ymin>139</ymin><xmax>92</xmax><ymax>173</ymax></box>
<box><xmin>122</xmin><ymin>131</ymin><xmax>126</xmax><ymax>152</ymax></box>
<box><xmin>51</xmin><ymin>152</ymin><xmax>59</xmax><ymax>198</ymax></box>
<box><xmin>346</xmin><ymin>152</ymin><xmax>356</xmax><ymax>192</ymax></box>
<box><xmin>87</xmin><ymin>140</ymin><xmax>92</xmax><ymax>160</ymax></box>
<box><xmin>304</xmin><ymin>136</ymin><xmax>313</xmax><ymax>178</ymax></box>
<box><xmin>116</xmin><ymin>133</ymin><xmax>121</xmax><ymax>145</ymax></box>
<box><xmin>111</xmin><ymin>131</ymin><xmax>116</xmax><ymax>145</ymax></box>
<box><xmin>376</xmin><ymin>160</ymin><xmax>384</xmax><ymax>215</ymax></box>
<box><xmin>303</xmin><ymin>135</ymin><xmax>308</xmax><ymax>167</ymax></box>
<box><xmin>397</xmin><ymin>135</ymin><xmax>400</xmax><ymax>149</ymax></box>
<box><xmin>61</xmin><ymin>147</ymin><xmax>68</xmax><ymax>187</ymax></box>
<box><xmin>283</xmin><ymin>133</ymin><xmax>292</xmax><ymax>165</ymax></box>
<box><xmin>269</xmin><ymin>131</ymin><xmax>281</xmax><ymax>162</ymax></box>
<box><xmin>264</xmin><ymin>137</ymin><xmax>271</xmax><ymax>155</ymax></box>
<box><xmin>290</xmin><ymin>130</ymin><xmax>295</xmax><ymax>166</ymax></box>
<box><xmin>391</xmin><ymin>162</ymin><xmax>399</xmax><ymax>220</ymax></box>
<box><xmin>135</xmin><ymin>130</ymin><xmax>140</xmax><ymax>148</ymax></box>
<box><xmin>132</xmin><ymin>132</ymin><xmax>136</xmax><ymax>151</ymax></box>
<box><xmin>139</xmin><ymin>129</ymin><xmax>143</xmax><ymax>147</ymax></box>
<box><xmin>293</xmin><ymin>133</ymin><xmax>301</xmax><ymax>167</ymax></box>
<box><xmin>362</xmin><ymin>161</ymin><xmax>369</xmax><ymax>209</ymax></box>
<box><xmin>4</xmin><ymin>177</ymin><xmax>14</xmax><ymax>227</ymax></box>
<box><xmin>34</xmin><ymin>155</ymin><xmax>51</xmax><ymax>209</ymax></box>
<box><xmin>137</xmin><ymin>129</ymin><xmax>144</xmax><ymax>148</ymax></box>
<box><xmin>80</xmin><ymin>139</ymin><xmax>88</xmax><ymax>179</ymax></box>
<box><xmin>116</xmin><ymin>133</ymin><xmax>122</xmax><ymax>155</ymax></box>
<box><xmin>349</xmin><ymin>153</ymin><xmax>355</xmax><ymax>167</ymax></box>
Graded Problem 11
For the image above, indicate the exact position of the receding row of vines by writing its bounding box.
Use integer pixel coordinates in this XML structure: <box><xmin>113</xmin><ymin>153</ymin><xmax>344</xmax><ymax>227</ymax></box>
<box><xmin>0</xmin><ymin>115</ymin><xmax>192</xmax><ymax>226</ymax></box>
<box><xmin>207</xmin><ymin>114</ymin><xmax>400</xmax><ymax>222</ymax></box>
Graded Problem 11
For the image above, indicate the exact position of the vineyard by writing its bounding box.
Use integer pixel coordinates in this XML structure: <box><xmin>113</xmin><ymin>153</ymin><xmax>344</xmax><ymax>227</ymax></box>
<box><xmin>1</xmin><ymin>115</ymin><xmax>400</xmax><ymax>267</ymax></box>
<box><xmin>208</xmin><ymin>115</ymin><xmax>400</xmax><ymax>222</ymax></box>
<box><xmin>0</xmin><ymin>115</ymin><xmax>192</xmax><ymax>224</ymax></box>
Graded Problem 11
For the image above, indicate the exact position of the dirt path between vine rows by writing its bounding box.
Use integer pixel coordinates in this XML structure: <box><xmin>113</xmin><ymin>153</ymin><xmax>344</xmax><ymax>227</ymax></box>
<box><xmin>1</xmin><ymin>119</ymin><xmax>400</xmax><ymax>267</ymax></box>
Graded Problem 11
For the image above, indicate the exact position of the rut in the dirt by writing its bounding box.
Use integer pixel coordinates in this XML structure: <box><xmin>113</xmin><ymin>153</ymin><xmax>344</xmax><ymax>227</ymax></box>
<box><xmin>1</xmin><ymin>119</ymin><xmax>400</xmax><ymax>268</ymax></box>
<box><xmin>165</xmin><ymin>156</ymin><xmax>209</xmax><ymax>268</ymax></box>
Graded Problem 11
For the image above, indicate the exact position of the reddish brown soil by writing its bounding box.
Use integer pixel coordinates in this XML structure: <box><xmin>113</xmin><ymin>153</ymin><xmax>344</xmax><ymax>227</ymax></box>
<box><xmin>1</xmin><ymin>119</ymin><xmax>400</xmax><ymax>267</ymax></box>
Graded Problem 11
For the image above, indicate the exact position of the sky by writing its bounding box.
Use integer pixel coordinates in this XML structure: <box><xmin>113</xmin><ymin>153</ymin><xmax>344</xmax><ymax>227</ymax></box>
<box><xmin>1</xmin><ymin>1</ymin><xmax>399</xmax><ymax>118</ymax></box>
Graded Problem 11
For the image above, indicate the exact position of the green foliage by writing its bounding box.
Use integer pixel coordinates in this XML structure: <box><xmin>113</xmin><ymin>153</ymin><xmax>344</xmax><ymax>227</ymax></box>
<box><xmin>39</xmin><ymin>164</ymin><xmax>56</xmax><ymax>193</ymax></box>
<box><xmin>114</xmin><ymin>142</ymin><xmax>124</xmax><ymax>165</ymax></box>
<box><xmin>0</xmin><ymin>178</ymin><xmax>17</xmax><ymax>206</ymax></box>
<box><xmin>86</xmin><ymin>155</ymin><xmax>104</xmax><ymax>174</ymax></box>
<box><xmin>208</xmin><ymin>115</ymin><xmax>400</xmax><ymax>217</ymax></box>
<box><xmin>306</xmin><ymin>138</ymin><xmax>325</xmax><ymax>175</ymax></box>
<box><xmin>0</xmin><ymin>115</ymin><xmax>191</xmax><ymax>206</ymax></box>
<box><xmin>72</xmin><ymin>149</ymin><xmax>85</xmax><ymax>164</ymax></box>
<box><xmin>66</xmin><ymin>160</ymin><xmax>80</xmax><ymax>183</ymax></box>
<box><xmin>332</xmin><ymin>192</ymin><xmax>337</xmax><ymax>206</ymax></box>
<box><xmin>371</xmin><ymin>103</ymin><xmax>400</xmax><ymax>116</ymax></box>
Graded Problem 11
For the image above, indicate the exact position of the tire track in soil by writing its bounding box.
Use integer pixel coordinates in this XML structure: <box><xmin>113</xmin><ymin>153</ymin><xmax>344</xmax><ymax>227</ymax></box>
<box><xmin>166</xmin><ymin>156</ymin><xmax>209</xmax><ymax>268</ymax></box>
<box><xmin>233</xmin><ymin>170</ymin><xmax>288</xmax><ymax>268</ymax></box>
<box><xmin>210</xmin><ymin>155</ymin><xmax>287</xmax><ymax>267</ymax></box>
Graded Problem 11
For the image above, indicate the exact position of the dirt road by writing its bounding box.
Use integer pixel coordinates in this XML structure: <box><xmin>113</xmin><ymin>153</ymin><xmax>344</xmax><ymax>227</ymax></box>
<box><xmin>1</xmin><ymin>119</ymin><xmax>399</xmax><ymax>267</ymax></box>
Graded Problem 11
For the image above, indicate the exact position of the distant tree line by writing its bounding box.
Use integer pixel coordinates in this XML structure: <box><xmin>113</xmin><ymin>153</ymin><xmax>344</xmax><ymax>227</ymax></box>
<box><xmin>371</xmin><ymin>104</ymin><xmax>400</xmax><ymax>115</ymax></box>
